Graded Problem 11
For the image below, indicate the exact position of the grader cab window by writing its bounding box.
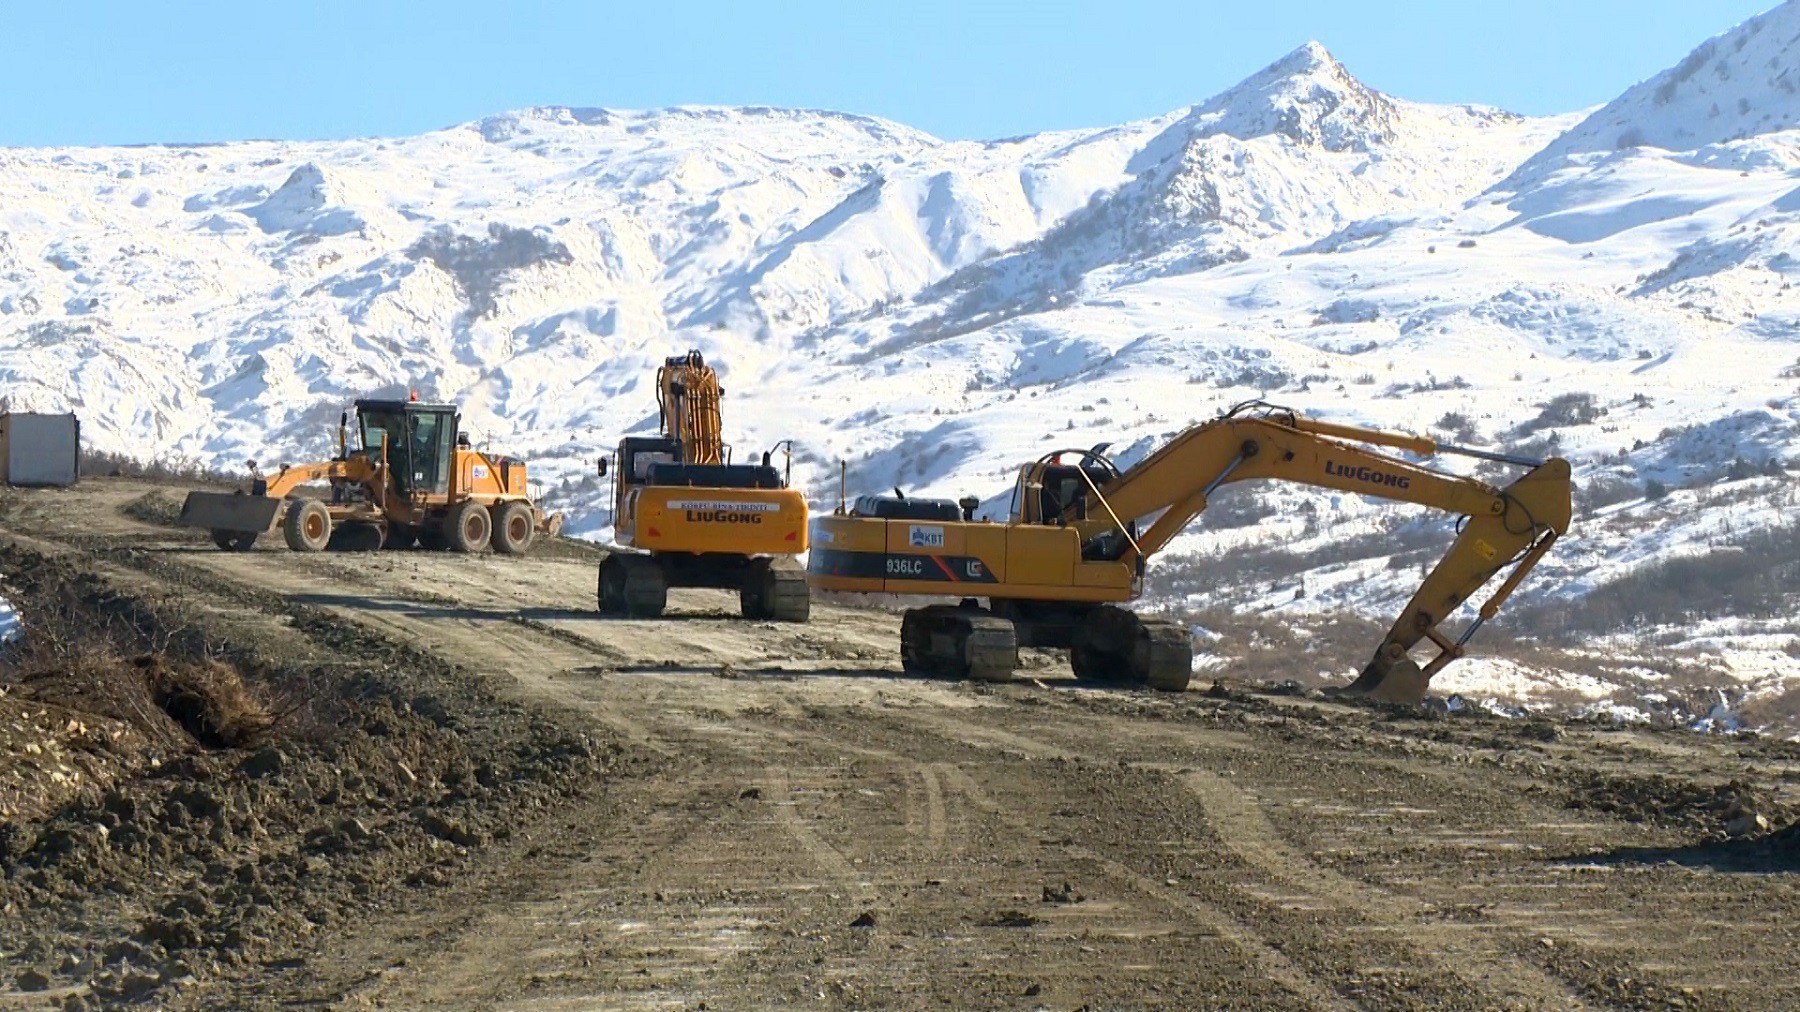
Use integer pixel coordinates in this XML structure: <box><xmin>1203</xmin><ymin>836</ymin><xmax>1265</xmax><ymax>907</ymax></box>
<box><xmin>357</xmin><ymin>403</ymin><xmax>457</xmax><ymax>497</ymax></box>
<box><xmin>407</xmin><ymin>410</ymin><xmax>455</xmax><ymax>496</ymax></box>
<box><xmin>359</xmin><ymin>410</ymin><xmax>406</xmax><ymax>464</ymax></box>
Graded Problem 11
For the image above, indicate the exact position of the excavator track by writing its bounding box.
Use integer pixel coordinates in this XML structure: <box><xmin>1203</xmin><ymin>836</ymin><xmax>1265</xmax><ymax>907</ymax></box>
<box><xmin>740</xmin><ymin>558</ymin><xmax>811</xmax><ymax>623</ymax></box>
<box><xmin>1069</xmin><ymin>605</ymin><xmax>1193</xmax><ymax>692</ymax></box>
<box><xmin>1135</xmin><ymin>619</ymin><xmax>1194</xmax><ymax>692</ymax></box>
<box><xmin>901</xmin><ymin>605</ymin><xmax>1018</xmax><ymax>682</ymax></box>
<box><xmin>598</xmin><ymin>554</ymin><xmax>668</xmax><ymax>618</ymax></box>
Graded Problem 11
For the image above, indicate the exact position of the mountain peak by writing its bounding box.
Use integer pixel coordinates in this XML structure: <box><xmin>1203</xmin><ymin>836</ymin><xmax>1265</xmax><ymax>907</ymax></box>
<box><xmin>1269</xmin><ymin>40</ymin><xmax>1339</xmax><ymax>76</ymax></box>
<box><xmin>1178</xmin><ymin>41</ymin><xmax>1399</xmax><ymax>152</ymax></box>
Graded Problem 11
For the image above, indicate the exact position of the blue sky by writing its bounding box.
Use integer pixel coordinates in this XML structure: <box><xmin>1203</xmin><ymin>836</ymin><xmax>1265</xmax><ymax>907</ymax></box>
<box><xmin>0</xmin><ymin>1</ymin><xmax>1779</xmax><ymax>146</ymax></box>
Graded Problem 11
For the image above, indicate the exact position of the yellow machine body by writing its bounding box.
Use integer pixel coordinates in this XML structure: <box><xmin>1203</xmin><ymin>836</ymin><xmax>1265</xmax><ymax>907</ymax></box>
<box><xmin>810</xmin><ymin>515</ymin><xmax>1125</xmax><ymax>600</ymax></box>
<box><xmin>178</xmin><ymin>397</ymin><xmax>561</xmax><ymax>554</ymax></box>
<box><xmin>616</xmin><ymin>484</ymin><xmax>808</xmax><ymax>556</ymax></box>
<box><xmin>809</xmin><ymin>401</ymin><xmax>1574</xmax><ymax>702</ymax></box>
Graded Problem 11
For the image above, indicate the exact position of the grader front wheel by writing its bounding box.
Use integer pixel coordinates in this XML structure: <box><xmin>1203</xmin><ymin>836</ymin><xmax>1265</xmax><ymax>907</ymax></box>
<box><xmin>283</xmin><ymin>500</ymin><xmax>332</xmax><ymax>552</ymax></box>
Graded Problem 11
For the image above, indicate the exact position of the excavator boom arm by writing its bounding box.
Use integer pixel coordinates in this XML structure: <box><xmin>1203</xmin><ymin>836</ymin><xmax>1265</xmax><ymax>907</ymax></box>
<box><xmin>1057</xmin><ymin>406</ymin><xmax>1572</xmax><ymax>700</ymax></box>
<box><xmin>657</xmin><ymin>351</ymin><xmax>726</xmax><ymax>465</ymax></box>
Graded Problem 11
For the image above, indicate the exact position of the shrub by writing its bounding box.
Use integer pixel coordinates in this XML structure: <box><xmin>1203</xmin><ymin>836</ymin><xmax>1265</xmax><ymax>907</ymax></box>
<box><xmin>1516</xmin><ymin>393</ymin><xmax>1605</xmax><ymax>436</ymax></box>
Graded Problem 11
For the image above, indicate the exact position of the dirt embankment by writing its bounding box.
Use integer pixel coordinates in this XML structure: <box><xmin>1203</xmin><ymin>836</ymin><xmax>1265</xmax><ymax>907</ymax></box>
<box><xmin>0</xmin><ymin>538</ymin><xmax>631</xmax><ymax>1007</ymax></box>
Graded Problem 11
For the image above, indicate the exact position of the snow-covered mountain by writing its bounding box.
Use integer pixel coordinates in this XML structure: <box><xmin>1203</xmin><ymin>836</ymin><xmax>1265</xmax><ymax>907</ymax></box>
<box><xmin>3</xmin><ymin>6</ymin><xmax>1799</xmax><ymax>724</ymax></box>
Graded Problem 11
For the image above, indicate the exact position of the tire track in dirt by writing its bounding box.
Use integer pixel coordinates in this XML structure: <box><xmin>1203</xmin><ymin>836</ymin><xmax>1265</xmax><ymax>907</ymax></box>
<box><xmin>814</xmin><ymin>698</ymin><xmax>1356</xmax><ymax>1007</ymax></box>
<box><xmin>883</xmin><ymin>698</ymin><xmax>1606</xmax><ymax>1010</ymax></box>
<box><xmin>919</xmin><ymin>763</ymin><xmax>948</xmax><ymax>849</ymax></box>
<box><xmin>935</xmin><ymin>765</ymin><xmax>1360</xmax><ymax>1012</ymax></box>
<box><xmin>761</xmin><ymin>766</ymin><xmax>868</xmax><ymax>891</ymax></box>
<box><xmin>1180</xmin><ymin>770</ymin><xmax>1594</xmax><ymax>1010</ymax></box>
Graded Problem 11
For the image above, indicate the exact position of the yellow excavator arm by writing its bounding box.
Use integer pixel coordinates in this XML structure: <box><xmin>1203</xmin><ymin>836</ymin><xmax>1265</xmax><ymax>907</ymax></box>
<box><xmin>1037</xmin><ymin>402</ymin><xmax>1573</xmax><ymax>700</ymax></box>
<box><xmin>657</xmin><ymin>351</ymin><xmax>726</xmax><ymax>466</ymax></box>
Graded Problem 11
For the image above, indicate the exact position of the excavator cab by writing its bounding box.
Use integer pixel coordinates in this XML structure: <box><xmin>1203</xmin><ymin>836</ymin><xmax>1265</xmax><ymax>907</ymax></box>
<box><xmin>1013</xmin><ymin>453</ymin><xmax>1119</xmax><ymax>526</ymax></box>
<box><xmin>354</xmin><ymin>400</ymin><xmax>458</xmax><ymax>499</ymax></box>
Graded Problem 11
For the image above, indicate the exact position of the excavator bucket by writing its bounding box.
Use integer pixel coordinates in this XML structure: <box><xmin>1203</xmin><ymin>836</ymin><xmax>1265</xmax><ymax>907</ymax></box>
<box><xmin>1334</xmin><ymin>658</ymin><xmax>1430</xmax><ymax>706</ymax></box>
<box><xmin>177</xmin><ymin>492</ymin><xmax>282</xmax><ymax>534</ymax></box>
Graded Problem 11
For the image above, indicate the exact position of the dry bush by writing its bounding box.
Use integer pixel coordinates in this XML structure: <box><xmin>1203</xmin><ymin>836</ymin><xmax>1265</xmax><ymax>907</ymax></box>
<box><xmin>1175</xmin><ymin>607</ymin><xmax>1390</xmax><ymax>686</ymax></box>
<box><xmin>1512</xmin><ymin>522</ymin><xmax>1800</xmax><ymax>639</ymax></box>
<box><xmin>1737</xmin><ymin>687</ymin><xmax>1800</xmax><ymax>731</ymax></box>
<box><xmin>0</xmin><ymin>613</ymin><xmax>192</xmax><ymax>755</ymax></box>
<box><xmin>77</xmin><ymin>447</ymin><xmax>238</xmax><ymax>485</ymax></box>
<box><xmin>134</xmin><ymin>656</ymin><xmax>274</xmax><ymax>749</ymax></box>
<box><xmin>0</xmin><ymin>577</ymin><xmax>278</xmax><ymax>752</ymax></box>
<box><xmin>1514</xmin><ymin>392</ymin><xmax>1605</xmax><ymax>437</ymax></box>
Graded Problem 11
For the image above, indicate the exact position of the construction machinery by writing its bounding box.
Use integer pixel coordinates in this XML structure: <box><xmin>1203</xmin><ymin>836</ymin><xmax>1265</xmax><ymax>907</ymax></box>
<box><xmin>597</xmin><ymin>351</ymin><xmax>810</xmax><ymax>621</ymax></box>
<box><xmin>178</xmin><ymin>397</ymin><xmax>561</xmax><ymax>554</ymax></box>
<box><xmin>808</xmin><ymin>401</ymin><xmax>1572</xmax><ymax>704</ymax></box>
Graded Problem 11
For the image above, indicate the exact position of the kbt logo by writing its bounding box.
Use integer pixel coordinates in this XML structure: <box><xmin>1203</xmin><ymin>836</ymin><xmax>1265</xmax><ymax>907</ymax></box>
<box><xmin>908</xmin><ymin>525</ymin><xmax>946</xmax><ymax>548</ymax></box>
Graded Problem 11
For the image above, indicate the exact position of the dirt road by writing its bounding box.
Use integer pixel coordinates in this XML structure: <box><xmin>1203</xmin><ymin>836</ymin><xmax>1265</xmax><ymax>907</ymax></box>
<box><xmin>4</xmin><ymin>480</ymin><xmax>1799</xmax><ymax>1010</ymax></box>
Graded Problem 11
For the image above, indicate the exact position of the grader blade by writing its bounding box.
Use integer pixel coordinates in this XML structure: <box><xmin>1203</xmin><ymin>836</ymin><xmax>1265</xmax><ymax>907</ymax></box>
<box><xmin>177</xmin><ymin>492</ymin><xmax>282</xmax><ymax>534</ymax></box>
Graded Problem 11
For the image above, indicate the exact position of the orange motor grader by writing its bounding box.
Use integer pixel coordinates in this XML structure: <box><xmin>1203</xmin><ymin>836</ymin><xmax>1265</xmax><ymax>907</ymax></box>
<box><xmin>178</xmin><ymin>398</ymin><xmax>561</xmax><ymax>554</ymax></box>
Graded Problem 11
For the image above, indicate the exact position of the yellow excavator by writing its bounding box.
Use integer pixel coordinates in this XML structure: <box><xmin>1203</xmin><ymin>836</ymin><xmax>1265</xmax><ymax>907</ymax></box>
<box><xmin>177</xmin><ymin>397</ymin><xmax>561</xmax><ymax>554</ymax></box>
<box><xmin>598</xmin><ymin>351</ymin><xmax>810</xmax><ymax>620</ymax></box>
<box><xmin>808</xmin><ymin>401</ymin><xmax>1572</xmax><ymax>704</ymax></box>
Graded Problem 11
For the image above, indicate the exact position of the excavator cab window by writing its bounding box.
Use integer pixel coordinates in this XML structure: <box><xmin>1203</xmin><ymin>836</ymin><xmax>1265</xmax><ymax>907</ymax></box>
<box><xmin>1033</xmin><ymin>464</ymin><xmax>1111</xmax><ymax>524</ymax></box>
<box><xmin>618</xmin><ymin>437</ymin><xmax>683</xmax><ymax>489</ymax></box>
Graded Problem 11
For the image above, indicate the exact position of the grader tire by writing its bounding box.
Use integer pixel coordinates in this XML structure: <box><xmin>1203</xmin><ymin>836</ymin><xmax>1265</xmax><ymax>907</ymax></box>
<box><xmin>283</xmin><ymin>500</ymin><xmax>331</xmax><ymax>553</ymax></box>
<box><xmin>328</xmin><ymin>522</ymin><xmax>385</xmax><ymax>553</ymax></box>
<box><xmin>491</xmin><ymin>501</ymin><xmax>535</xmax><ymax>556</ymax></box>
<box><xmin>445</xmin><ymin>500</ymin><xmax>491</xmax><ymax>554</ymax></box>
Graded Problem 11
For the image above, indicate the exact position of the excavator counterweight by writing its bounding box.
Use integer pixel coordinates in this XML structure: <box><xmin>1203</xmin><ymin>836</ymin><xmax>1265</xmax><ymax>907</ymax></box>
<box><xmin>808</xmin><ymin>401</ymin><xmax>1573</xmax><ymax>704</ymax></box>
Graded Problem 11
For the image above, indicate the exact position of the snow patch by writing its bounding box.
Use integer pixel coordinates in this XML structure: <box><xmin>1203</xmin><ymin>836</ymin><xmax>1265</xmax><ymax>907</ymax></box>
<box><xmin>0</xmin><ymin>590</ymin><xmax>18</xmax><ymax>644</ymax></box>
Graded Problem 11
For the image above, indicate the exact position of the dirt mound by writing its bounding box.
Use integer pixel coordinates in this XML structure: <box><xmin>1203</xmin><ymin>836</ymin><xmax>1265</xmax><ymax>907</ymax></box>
<box><xmin>1564</xmin><ymin>770</ymin><xmax>1784</xmax><ymax>835</ymax></box>
<box><xmin>0</xmin><ymin>541</ymin><xmax>629</xmax><ymax>1007</ymax></box>
<box><xmin>120</xmin><ymin>489</ymin><xmax>184</xmax><ymax>527</ymax></box>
